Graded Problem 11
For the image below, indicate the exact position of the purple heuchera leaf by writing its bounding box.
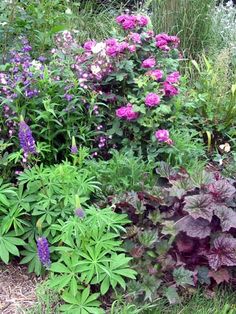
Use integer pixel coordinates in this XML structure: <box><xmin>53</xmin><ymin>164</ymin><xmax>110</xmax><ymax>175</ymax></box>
<box><xmin>208</xmin><ymin>180</ymin><xmax>236</xmax><ymax>202</ymax></box>
<box><xmin>207</xmin><ymin>235</ymin><xmax>236</xmax><ymax>270</ymax></box>
<box><xmin>37</xmin><ymin>237</ymin><xmax>51</xmax><ymax>267</ymax></box>
<box><xmin>175</xmin><ymin>216</ymin><xmax>211</xmax><ymax>239</ymax></box>
<box><xmin>214</xmin><ymin>206</ymin><xmax>236</xmax><ymax>232</ymax></box>
<box><xmin>183</xmin><ymin>194</ymin><xmax>213</xmax><ymax>222</ymax></box>
<box><xmin>18</xmin><ymin>120</ymin><xmax>36</xmax><ymax>155</ymax></box>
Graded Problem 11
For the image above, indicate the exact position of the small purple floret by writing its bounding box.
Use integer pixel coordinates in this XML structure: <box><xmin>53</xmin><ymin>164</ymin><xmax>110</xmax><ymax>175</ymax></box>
<box><xmin>75</xmin><ymin>208</ymin><xmax>86</xmax><ymax>218</ymax></box>
<box><xmin>37</xmin><ymin>237</ymin><xmax>51</xmax><ymax>267</ymax></box>
<box><xmin>18</xmin><ymin>120</ymin><xmax>36</xmax><ymax>155</ymax></box>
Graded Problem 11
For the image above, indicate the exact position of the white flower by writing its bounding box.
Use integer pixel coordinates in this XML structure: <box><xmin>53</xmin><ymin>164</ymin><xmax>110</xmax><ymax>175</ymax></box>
<box><xmin>31</xmin><ymin>60</ymin><xmax>42</xmax><ymax>70</ymax></box>
<box><xmin>91</xmin><ymin>65</ymin><xmax>101</xmax><ymax>75</ymax></box>
<box><xmin>91</xmin><ymin>42</ymin><xmax>106</xmax><ymax>54</ymax></box>
<box><xmin>65</xmin><ymin>8</ymin><xmax>72</xmax><ymax>15</ymax></box>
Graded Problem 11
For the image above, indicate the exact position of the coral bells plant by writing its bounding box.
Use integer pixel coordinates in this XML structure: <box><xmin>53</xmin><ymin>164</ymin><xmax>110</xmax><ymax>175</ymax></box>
<box><xmin>111</xmin><ymin>164</ymin><xmax>236</xmax><ymax>304</ymax></box>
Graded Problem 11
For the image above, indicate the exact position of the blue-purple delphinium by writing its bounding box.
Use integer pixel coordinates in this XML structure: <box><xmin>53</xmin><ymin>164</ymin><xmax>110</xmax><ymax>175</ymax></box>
<box><xmin>37</xmin><ymin>237</ymin><xmax>51</xmax><ymax>267</ymax></box>
<box><xmin>18</xmin><ymin>120</ymin><xmax>36</xmax><ymax>155</ymax></box>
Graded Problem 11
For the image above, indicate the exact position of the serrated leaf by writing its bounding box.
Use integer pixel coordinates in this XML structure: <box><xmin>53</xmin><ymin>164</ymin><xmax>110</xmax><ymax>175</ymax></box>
<box><xmin>208</xmin><ymin>180</ymin><xmax>236</xmax><ymax>202</ymax></box>
<box><xmin>173</xmin><ymin>266</ymin><xmax>194</xmax><ymax>287</ymax></box>
<box><xmin>184</xmin><ymin>194</ymin><xmax>213</xmax><ymax>222</ymax></box>
<box><xmin>207</xmin><ymin>236</ymin><xmax>236</xmax><ymax>270</ymax></box>
<box><xmin>175</xmin><ymin>216</ymin><xmax>211</xmax><ymax>239</ymax></box>
<box><xmin>208</xmin><ymin>268</ymin><xmax>230</xmax><ymax>284</ymax></box>
<box><xmin>214</xmin><ymin>206</ymin><xmax>236</xmax><ymax>232</ymax></box>
<box><xmin>165</xmin><ymin>286</ymin><xmax>180</xmax><ymax>304</ymax></box>
<box><xmin>197</xmin><ymin>266</ymin><xmax>211</xmax><ymax>285</ymax></box>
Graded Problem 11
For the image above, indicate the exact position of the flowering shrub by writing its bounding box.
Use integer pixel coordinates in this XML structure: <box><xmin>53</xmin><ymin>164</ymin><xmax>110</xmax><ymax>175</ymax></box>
<box><xmin>0</xmin><ymin>13</ymin><xmax>181</xmax><ymax>170</ymax></box>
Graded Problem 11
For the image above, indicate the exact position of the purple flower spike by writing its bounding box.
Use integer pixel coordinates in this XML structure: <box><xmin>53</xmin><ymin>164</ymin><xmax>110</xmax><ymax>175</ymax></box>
<box><xmin>18</xmin><ymin>118</ymin><xmax>36</xmax><ymax>155</ymax></box>
<box><xmin>37</xmin><ymin>237</ymin><xmax>51</xmax><ymax>267</ymax></box>
<box><xmin>75</xmin><ymin>208</ymin><xmax>86</xmax><ymax>218</ymax></box>
<box><xmin>70</xmin><ymin>136</ymin><xmax>78</xmax><ymax>154</ymax></box>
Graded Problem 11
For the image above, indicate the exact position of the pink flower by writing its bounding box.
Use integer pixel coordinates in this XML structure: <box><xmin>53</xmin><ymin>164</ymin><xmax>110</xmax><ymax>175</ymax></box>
<box><xmin>155</xmin><ymin>129</ymin><xmax>170</xmax><ymax>142</ymax></box>
<box><xmin>163</xmin><ymin>81</ymin><xmax>179</xmax><ymax>97</ymax></box>
<box><xmin>116</xmin><ymin>15</ymin><xmax>126</xmax><ymax>24</ymax></box>
<box><xmin>122</xmin><ymin>16</ymin><xmax>137</xmax><ymax>30</ymax></box>
<box><xmin>129</xmin><ymin>32</ymin><xmax>141</xmax><ymax>44</ymax></box>
<box><xmin>116</xmin><ymin>103</ymin><xmax>138</xmax><ymax>120</ymax></box>
<box><xmin>106</xmin><ymin>38</ymin><xmax>118</xmax><ymax>46</ymax></box>
<box><xmin>156</xmin><ymin>40</ymin><xmax>170</xmax><ymax>51</ymax></box>
<box><xmin>106</xmin><ymin>45</ymin><xmax>118</xmax><ymax>57</ymax></box>
<box><xmin>83</xmin><ymin>40</ymin><xmax>96</xmax><ymax>51</ymax></box>
<box><xmin>155</xmin><ymin>33</ymin><xmax>180</xmax><ymax>50</ymax></box>
<box><xmin>128</xmin><ymin>45</ymin><xmax>136</xmax><ymax>52</ymax></box>
<box><xmin>137</xmin><ymin>15</ymin><xmax>149</xmax><ymax>27</ymax></box>
<box><xmin>145</xmin><ymin>93</ymin><xmax>161</xmax><ymax>107</ymax></box>
<box><xmin>118</xmin><ymin>42</ymin><xmax>129</xmax><ymax>53</ymax></box>
<box><xmin>166</xmin><ymin>71</ymin><xmax>180</xmax><ymax>84</ymax></box>
<box><xmin>142</xmin><ymin>58</ymin><xmax>156</xmax><ymax>68</ymax></box>
<box><xmin>148</xmin><ymin>69</ymin><xmax>163</xmax><ymax>81</ymax></box>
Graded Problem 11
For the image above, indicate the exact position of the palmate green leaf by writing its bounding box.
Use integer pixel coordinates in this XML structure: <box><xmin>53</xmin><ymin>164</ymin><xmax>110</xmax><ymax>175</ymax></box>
<box><xmin>50</xmin><ymin>262</ymin><xmax>71</xmax><ymax>273</ymax></box>
<box><xmin>61</xmin><ymin>289</ymin><xmax>104</xmax><ymax>314</ymax></box>
<box><xmin>92</xmin><ymin>253</ymin><xmax>137</xmax><ymax>295</ymax></box>
<box><xmin>0</xmin><ymin>231</ymin><xmax>25</xmax><ymax>263</ymax></box>
<box><xmin>165</xmin><ymin>286</ymin><xmax>180</xmax><ymax>304</ymax></box>
<box><xmin>173</xmin><ymin>266</ymin><xmax>195</xmax><ymax>287</ymax></box>
<box><xmin>20</xmin><ymin>242</ymin><xmax>42</xmax><ymax>275</ymax></box>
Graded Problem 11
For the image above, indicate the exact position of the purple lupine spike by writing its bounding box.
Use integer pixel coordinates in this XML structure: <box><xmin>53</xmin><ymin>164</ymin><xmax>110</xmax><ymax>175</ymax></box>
<box><xmin>75</xmin><ymin>208</ymin><xmax>86</xmax><ymax>219</ymax></box>
<box><xmin>70</xmin><ymin>136</ymin><xmax>78</xmax><ymax>154</ymax></box>
<box><xmin>18</xmin><ymin>118</ymin><xmax>36</xmax><ymax>155</ymax></box>
<box><xmin>37</xmin><ymin>237</ymin><xmax>51</xmax><ymax>267</ymax></box>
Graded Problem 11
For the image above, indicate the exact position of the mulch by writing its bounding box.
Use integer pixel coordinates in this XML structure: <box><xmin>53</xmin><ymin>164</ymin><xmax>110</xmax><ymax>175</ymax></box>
<box><xmin>0</xmin><ymin>263</ymin><xmax>41</xmax><ymax>314</ymax></box>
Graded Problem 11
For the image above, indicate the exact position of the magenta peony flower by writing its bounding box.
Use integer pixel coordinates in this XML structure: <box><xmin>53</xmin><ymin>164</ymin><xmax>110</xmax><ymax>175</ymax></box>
<box><xmin>166</xmin><ymin>71</ymin><xmax>180</xmax><ymax>84</ymax></box>
<box><xmin>122</xmin><ymin>15</ymin><xmax>136</xmax><ymax>30</ymax></box>
<box><xmin>106</xmin><ymin>38</ymin><xmax>118</xmax><ymax>46</ymax></box>
<box><xmin>137</xmin><ymin>15</ymin><xmax>149</xmax><ymax>27</ymax></box>
<box><xmin>129</xmin><ymin>32</ymin><xmax>141</xmax><ymax>44</ymax></box>
<box><xmin>116</xmin><ymin>103</ymin><xmax>138</xmax><ymax>120</ymax></box>
<box><xmin>155</xmin><ymin>129</ymin><xmax>170</xmax><ymax>142</ymax></box>
<box><xmin>106</xmin><ymin>45</ymin><xmax>118</xmax><ymax>57</ymax></box>
<box><xmin>145</xmin><ymin>93</ymin><xmax>161</xmax><ymax>107</ymax></box>
<box><xmin>142</xmin><ymin>58</ymin><xmax>156</xmax><ymax>68</ymax></box>
<box><xmin>128</xmin><ymin>45</ymin><xmax>136</xmax><ymax>52</ymax></box>
<box><xmin>163</xmin><ymin>81</ymin><xmax>179</xmax><ymax>97</ymax></box>
<box><xmin>83</xmin><ymin>40</ymin><xmax>96</xmax><ymax>51</ymax></box>
<box><xmin>118</xmin><ymin>42</ymin><xmax>129</xmax><ymax>53</ymax></box>
<box><xmin>148</xmin><ymin>69</ymin><xmax>163</xmax><ymax>81</ymax></box>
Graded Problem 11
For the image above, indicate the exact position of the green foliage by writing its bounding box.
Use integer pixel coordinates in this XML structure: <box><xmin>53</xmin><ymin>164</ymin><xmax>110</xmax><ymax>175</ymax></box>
<box><xmin>146</xmin><ymin>0</ymin><xmax>215</xmax><ymax>57</ymax></box>
<box><xmin>49</xmin><ymin>205</ymin><xmax>135</xmax><ymax>297</ymax></box>
<box><xmin>86</xmin><ymin>150</ymin><xmax>156</xmax><ymax>195</ymax></box>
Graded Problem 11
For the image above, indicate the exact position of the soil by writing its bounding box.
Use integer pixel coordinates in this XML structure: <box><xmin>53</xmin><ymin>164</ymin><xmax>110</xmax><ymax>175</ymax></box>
<box><xmin>0</xmin><ymin>263</ymin><xmax>41</xmax><ymax>314</ymax></box>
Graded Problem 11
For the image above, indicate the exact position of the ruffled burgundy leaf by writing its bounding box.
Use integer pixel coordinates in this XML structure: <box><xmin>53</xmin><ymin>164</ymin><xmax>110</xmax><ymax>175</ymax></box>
<box><xmin>207</xmin><ymin>236</ymin><xmax>236</xmax><ymax>270</ymax></box>
<box><xmin>208</xmin><ymin>180</ymin><xmax>236</xmax><ymax>202</ymax></box>
<box><xmin>208</xmin><ymin>268</ymin><xmax>230</xmax><ymax>284</ymax></box>
<box><xmin>214</xmin><ymin>206</ymin><xmax>236</xmax><ymax>232</ymax></box>
<box><xmin>184</xmin><ymin>194</ymin><xmax>213</xmax><ymax>221</ymax></box>
<box><xmin>175</xmin><ymin>216</ymin><xmax>211</xmax><ymax>239</ymax></box>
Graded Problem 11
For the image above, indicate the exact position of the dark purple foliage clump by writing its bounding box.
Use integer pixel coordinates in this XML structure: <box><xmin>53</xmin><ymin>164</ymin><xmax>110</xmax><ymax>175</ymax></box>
<box><xmin>110</xmin><ymin>163</ymin><xmax>236</xmax><ymax>303</ymax></box>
